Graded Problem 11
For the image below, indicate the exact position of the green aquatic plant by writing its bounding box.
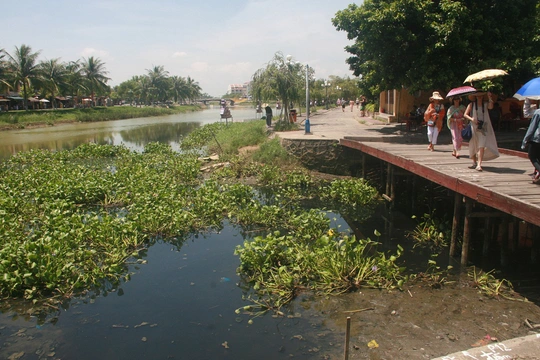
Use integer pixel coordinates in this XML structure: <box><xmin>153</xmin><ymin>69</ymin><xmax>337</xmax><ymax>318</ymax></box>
<box><xmin>468</xmin><ymin>266</ymin><xmax>524</xmax><ymax>301</ymax></box>
<box><xmin>407</xmin><ymin>211</ymin><xmax>450</xmax><ymax>250</ymax></box>
<box><xmin>0</xmin><ymin>132</ymin><xmax>387</xmax><ymax>315</ymax></box>
<box><xmin>235</xmin><ymin>230</ymin><xmax>405</xmax><ymax>316</ymax></box>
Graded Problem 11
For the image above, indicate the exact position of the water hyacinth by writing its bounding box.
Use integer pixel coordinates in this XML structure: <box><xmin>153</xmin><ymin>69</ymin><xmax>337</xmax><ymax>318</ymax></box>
<box><xmin>1</xmin><ymin>124</ymin><xmax>398</xmax><ymax>315</ymax></box>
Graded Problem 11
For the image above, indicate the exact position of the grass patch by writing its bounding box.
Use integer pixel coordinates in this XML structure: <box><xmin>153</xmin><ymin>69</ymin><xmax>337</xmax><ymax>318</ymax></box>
<box><xmin>0</xmin><ymin>105</ymin><xmax>202</xmax><ymax>129</ymax></box>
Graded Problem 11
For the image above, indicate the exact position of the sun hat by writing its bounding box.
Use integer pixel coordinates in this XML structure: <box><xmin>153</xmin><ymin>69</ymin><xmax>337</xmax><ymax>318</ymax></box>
<box><xmin>468</xmin><ymin>92</ymin><xmax>487</xmax><ymax>101</ymax></box>
<box><xmin>429</xmin><ymin>91</ymin><xmax>444</xmax><ymax>101</ymax></box>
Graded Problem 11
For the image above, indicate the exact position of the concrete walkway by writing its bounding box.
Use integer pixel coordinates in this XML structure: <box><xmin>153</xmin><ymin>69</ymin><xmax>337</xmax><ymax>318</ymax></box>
<box><xmin>275</xmin><ymin>107</ymin><xmax>540</xmax><ymax>359</ymax></box>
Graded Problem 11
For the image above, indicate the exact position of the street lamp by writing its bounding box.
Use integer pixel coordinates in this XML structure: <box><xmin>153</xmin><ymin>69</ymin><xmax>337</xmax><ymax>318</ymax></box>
<box><xmin>322</xmin><ymin>80</ymin><xmax>330</xmax><ymax>110</ymax></box>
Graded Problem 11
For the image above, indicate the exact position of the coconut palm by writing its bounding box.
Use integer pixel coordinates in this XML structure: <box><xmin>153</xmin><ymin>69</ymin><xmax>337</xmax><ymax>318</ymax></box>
<box><xmin>169</xmin><ymin>75</ymin><xmax>189</xmax><ymax>104</ymax></box>
<box><xmin>63</xmin><ymin>60</ymin><xmax>86</xmax><ymax>107</ymax></box>
<box><xmin>146</xmin><ymin>65</ymin><xmax>169</xmax><ymax>104</ymax></box>
<box><xmin>40</xmin><ymin>58</ymin><xmax>67</xmax><ymax>109</ymax></box>
<box><xmin>0</xmin><ymin>48</ymin><xmax>11</xmax><ymax>93</ymax></box>
<box><xmin>186</xmin><ymin>76</ymin><xmax>202</xmax><ymax>103</ymax></box>
<box><xmin>5</xmin><ymin>44</ymin><xmax>42</xmax><ymax>110</ymax></box>
<box><xmin>81</xmin><ymin>56</ymin><xmax>110</xmax><ymax>106</ymax></box>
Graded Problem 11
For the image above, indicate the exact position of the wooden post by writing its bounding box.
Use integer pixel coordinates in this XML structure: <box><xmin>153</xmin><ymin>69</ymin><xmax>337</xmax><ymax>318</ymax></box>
<box><xmin>390</xmin><ymin>165</ymin><xmax>395</xmax><ymax>202</ymax></box>
<box><xmin>500</xmin><ymin>217</ymin><xmax>509</xmax><ymax>266</ymax></box>
<box><xmin>386</xmin><ymin>163</ymin><xmax>391</xmax><ymax>198</ymax></box>
<box><xmin>461</xmin><ymin>198</ymin><xmax>473</xmax><ymax>266</ymax></box>
<box><xmin>482</xmin><ymin>217</ymin><xmax>492</xmax><ymax>259</ymax></box>
<box><xmin>344</xmin><ymin>316</ymin><xmax>351</xmax><ymax>360</ymax></box>
<box><xmin>362</xmin><ymin>153</ymin><xmax>366</xmax><ymax>179</ymax></box>
<box><xmin>450</xmin><ymin>192</ymin><xmax>462</xmax><ymax>257</ymax></box>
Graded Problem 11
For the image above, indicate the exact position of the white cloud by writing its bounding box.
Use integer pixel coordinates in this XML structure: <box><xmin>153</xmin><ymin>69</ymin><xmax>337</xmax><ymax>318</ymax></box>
<box><xmin>172</xmin><ymin>51</ymin><xmax>187</xmax><ymax>58</ymax></box>
<box><xmin>80</xmin><ymin>48</ymin><xmax>110</xmax><ymax>59</ymax></box>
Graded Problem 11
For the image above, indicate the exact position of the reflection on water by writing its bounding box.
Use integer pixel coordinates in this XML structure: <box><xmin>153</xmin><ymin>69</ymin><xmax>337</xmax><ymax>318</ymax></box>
<box><xmin>0</xmin><ymin>107</ymin><xmax>259</xmax><ymax>160</ymax></box>
<box><xmin>0</xmin><ymin>222</ymin><xmax>343</xmax><ymax>360</ymax></box>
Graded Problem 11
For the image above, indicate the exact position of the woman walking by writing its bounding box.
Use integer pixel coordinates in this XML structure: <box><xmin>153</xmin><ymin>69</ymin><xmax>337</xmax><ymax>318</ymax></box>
<box><xmin>521</xmin><ymin>108</ymin><xmax>540</xmax><ymax>183</ymax></box>
<box><xmin>463</xmin><ymin>92</ymin><xmax>499</xmax><ymax>171</ymax></box>
<box><xmin>423</xmin><ymin>92</ymin><xmax>445</xmax><ymax>151</ymax></box>
<box><xmin>446</xmin><ymin>96</ymin><xmax>466</xmax><ymax>158</ymax></box>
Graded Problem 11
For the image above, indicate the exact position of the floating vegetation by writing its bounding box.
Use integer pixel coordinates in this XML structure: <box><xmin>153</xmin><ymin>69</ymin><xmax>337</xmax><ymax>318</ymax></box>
<box><xmin>468</xmin><ymin>266</ymin><xmax>525</xmax><ymax>301</ymax></box>
<box><xmin>407</xmin><ymin>211</ymin><xmax>451</xmax><ymax>250</ymax></box>
<box><xmin>0</xmin><ymin>122</ymin><xmax>403</xmax><ymax>321</ymax></box>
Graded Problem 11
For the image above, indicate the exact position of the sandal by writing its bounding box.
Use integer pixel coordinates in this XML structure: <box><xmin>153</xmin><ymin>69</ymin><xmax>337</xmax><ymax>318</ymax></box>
<box><xmin>468</xmin><ymin>163</ymin><xmax>478</xmax><ymax>169</ymax></box>
<box><xmin>475</xmin><ymin>166</ymin><xmax>483</xmax><ymax>172</ymax></box>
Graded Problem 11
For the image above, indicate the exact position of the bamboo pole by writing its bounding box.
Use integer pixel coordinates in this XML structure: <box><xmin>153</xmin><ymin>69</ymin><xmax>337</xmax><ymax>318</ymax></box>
<box><xmin>344</xmin><ymin>316</ymin><xmax>351</xmax><ymax>360</ymax></box>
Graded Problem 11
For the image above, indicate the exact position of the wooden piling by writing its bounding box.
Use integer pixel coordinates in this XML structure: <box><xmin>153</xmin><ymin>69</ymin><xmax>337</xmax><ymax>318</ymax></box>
<box><xmin>461</xmin><ymin>198</ymin><xmax>473</xmax><ymax>266</ymax></box>
<box><xmin>450</xmin><ymin>192</ymin><xmax>462</xmax><ymax>257</ymax></box>
<box><xmin>344</xmin><ymin>316</ymin><xmax>351</xmax><ymax>360</ymax></box>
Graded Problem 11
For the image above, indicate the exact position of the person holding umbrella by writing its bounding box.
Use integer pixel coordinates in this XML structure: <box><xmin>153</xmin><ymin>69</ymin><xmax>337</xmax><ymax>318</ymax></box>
<box><xmin>446</xmin><ymin>96</ymin><xmax>466</xmax><ymax>158</ymax></box>
<box><xmin>464</xmin><ymin>92</ymin><xmax>500</xmax><ymax>171</ymax></box>
<box><xmin>521</xmin><ymin>108</ymin><xmax>540</xmax><ymax>183</ymax></box>
<box><xmin>423</xmin><ymin>91</ymin><xmax>445</xmax><ymax>151</ymax></box>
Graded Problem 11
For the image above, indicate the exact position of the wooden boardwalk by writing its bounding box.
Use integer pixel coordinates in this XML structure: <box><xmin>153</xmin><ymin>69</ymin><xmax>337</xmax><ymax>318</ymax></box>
<box><xmin>341</xmin><ymin>137</ymin><xmax>540</xmax><ymax>227</ymax></box>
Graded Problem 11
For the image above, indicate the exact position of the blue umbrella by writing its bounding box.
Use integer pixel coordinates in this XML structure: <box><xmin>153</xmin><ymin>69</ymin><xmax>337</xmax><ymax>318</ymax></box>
<box><xmin>514</xmin><ymin>77</ymin><xmax>540</xmax><ymax>100</ymax></box>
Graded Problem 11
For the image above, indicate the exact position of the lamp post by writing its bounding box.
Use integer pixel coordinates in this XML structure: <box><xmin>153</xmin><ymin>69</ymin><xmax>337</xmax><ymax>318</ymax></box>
<box><xmin>336</xmin><ymin>86</ymin><xmax>342</xmax><ymax>104</ymax></box>
<box><xmin>322</xmin><ymin>80</ymin><xmax>330</xmax><ymax>110</ymax></box>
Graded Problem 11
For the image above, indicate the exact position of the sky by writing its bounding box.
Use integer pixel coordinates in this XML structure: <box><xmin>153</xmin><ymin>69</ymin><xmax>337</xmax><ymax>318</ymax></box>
<box><xmin>5</xmin><ymin>0</ymin><xmax>360</xmax><ymax>97</ymax></box>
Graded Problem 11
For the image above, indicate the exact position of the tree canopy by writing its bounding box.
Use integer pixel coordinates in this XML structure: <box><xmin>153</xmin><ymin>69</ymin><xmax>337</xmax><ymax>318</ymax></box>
<box><xmin>251</xmin><ymin>52</ymin><xmax>312</xmax><ymax>121</ymax></box>
<box><xmin>332</xmin><ymin>0</ymin><xmax>540</xmax><ymax>97</ymax></box>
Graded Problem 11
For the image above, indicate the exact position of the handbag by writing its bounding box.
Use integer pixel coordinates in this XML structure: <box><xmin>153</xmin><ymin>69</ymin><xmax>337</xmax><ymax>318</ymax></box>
<box><xmin>461</xmin><ymin>123</ymin><xmax>472</xmax><ymax>141</ymax></box>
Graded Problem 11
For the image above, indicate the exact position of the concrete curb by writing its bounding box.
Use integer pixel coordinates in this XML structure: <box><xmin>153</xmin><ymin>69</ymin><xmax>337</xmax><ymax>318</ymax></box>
<box><xmin>432</xmin><ymin>333</ymin><xmax>540</xmax><ymax>359</ymax></box>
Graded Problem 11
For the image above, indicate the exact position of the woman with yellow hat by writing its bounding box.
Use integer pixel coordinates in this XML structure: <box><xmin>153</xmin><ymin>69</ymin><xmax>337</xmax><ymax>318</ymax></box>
<box><xmin>423</xmin><ymin>91</ymin><xmax>445</xmax><ymax>151</ymax></box>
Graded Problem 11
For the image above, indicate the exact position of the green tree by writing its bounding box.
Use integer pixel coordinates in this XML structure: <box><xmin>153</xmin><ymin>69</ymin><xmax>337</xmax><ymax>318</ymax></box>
<box><xmin>169</xmin><ymin>75</ymin><xmax>189</xmax><ymax>104</ymax></box>
<box><xmin>146</xmin><ymin>65</ymin><xmax>169</xmax><ymax>103</ymax></box>
<box><xmin>81</xmin><ymin>56</ymin><xmax>110</xmax><ymax>106</ymax></box>
<box><xmin>185</xmin><ymin>76</ymin><xmax>202</xmax><ymax>103</ymax></box>
<box><xmin>40</xmin><ymin>58</ymin><xmax>67</xmax><ymax>109</ymax></box>
<box><xmin>63</xmin><ymin>60</ymin><xmax>86</xmax><ymax>106</ymax></box>
<box><xmin>0</xmin><ymin>49</ymin><xmax>11</xmax><ymax>93</ymax></box>
<box><xmin>332</xmin><ymin>0</ymin><xmax>540</xmax><ymax>96</ymax></box>
<box><xmin>251</xmin><ymin>52</ymin><xmax>307</xmax><ymax>121</ymax></box>
<box><xmin>5</xmin><ymin>44</ymin><xmax>41</xmax><ymax>110</ymax></box>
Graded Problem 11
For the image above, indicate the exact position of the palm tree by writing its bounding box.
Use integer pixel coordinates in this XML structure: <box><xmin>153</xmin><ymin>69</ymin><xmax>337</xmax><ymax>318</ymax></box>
<box><xmin>146</xmin><ymin>65</ymin><xmax>169</xmax><ymax>104</ymax></box>
<box><xmin>186</xmin><ymin>76</ymin><xmax>201</xmax><ymax>103</ymax></box>
<box><xmin>0</xmin><ymin>48</ymin><xmax>11</xmax><ymax>93</ymax></box>
<box><xmin>81</xmin><ymin>56</ymin><xmax>110</xmax><ymax>106</ymax></box>
<box><xmin>40</xmin><ymin>58</ymin><xmax>67</xmax><ymax>109</ymax></box>
<box><xmin>5</xmin><ymin>44</ymin><xmax>41</xmax><ymax>110</ymax></box>
<box><xmin>63</xmin><ymin>60</ymin><xmax>85</xmax><ymax>107</ymax></box>
<box><xmin>169</xmin><ymin>76</ymin><xmax>189</xmax><ymax>104</ymax></box>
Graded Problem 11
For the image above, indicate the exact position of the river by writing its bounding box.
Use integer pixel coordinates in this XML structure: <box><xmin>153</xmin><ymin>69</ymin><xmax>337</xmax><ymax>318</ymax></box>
<box><xmin>0</xmin><ymin>106</ymin><xmax>351</xmax><ymax>360</ymax></box>
<box><xmin>0</xmin><ymin>106</ymin><xmax>258</xmax><ymax>160</ymax></box>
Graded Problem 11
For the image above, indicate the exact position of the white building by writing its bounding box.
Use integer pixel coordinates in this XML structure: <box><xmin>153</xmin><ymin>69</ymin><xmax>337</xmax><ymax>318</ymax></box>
<box><xmin>227</xmin><ymin>82</ymin><xmax>251</xmax><ymax>97</ymax></box>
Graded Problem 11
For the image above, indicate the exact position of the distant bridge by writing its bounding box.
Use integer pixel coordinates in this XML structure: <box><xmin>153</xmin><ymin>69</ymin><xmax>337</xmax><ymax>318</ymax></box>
<box><xmin>196</xmin><ymin>98</ymin><xmax>235</xmax><ymax>106</ymax></box>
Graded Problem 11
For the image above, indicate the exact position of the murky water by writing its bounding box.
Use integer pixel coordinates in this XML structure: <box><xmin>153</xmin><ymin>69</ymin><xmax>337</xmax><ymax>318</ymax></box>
<box><xmin>0</xmin><ymin>106</ymin><xmax>259</xmax><ymax>160</ymax></box>
<box><xmin>0</xmin><ymin>219</ymin><xmax>351</xmax><ymax>360</ymax></box>
<box><xmin>0</xmin><ymin>111</ymin><xmax>350</xmax><ymax>359</ymax></box>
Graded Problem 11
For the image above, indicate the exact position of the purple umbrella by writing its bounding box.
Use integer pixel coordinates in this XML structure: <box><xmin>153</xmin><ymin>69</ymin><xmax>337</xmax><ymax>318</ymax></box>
<box><xmin>446</xmin><ymin>86</ymin><xmax>477</xmax><ymax>98</ymax></box>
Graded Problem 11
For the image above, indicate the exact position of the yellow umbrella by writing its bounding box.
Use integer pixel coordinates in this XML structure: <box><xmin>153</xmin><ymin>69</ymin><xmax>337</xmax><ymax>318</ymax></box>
<box><xmin>464</xmin><ymin>69</ymin><xmax>508</xmax><ymax>84</ymax></box>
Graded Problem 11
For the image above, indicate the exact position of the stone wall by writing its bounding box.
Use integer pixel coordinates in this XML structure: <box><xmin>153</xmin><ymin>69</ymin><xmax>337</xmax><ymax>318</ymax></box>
<box><xmin>280</xmin><ymin>138</ymin><xmax>363</xmax><ymax>176</ymax></box>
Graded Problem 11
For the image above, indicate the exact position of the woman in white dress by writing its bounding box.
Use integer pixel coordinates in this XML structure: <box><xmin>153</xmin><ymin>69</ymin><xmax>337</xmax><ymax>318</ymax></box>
<box><xmin>463</xmin><ymin>92</ymin><xmax>500</xmax><ymax>171</ymax></box>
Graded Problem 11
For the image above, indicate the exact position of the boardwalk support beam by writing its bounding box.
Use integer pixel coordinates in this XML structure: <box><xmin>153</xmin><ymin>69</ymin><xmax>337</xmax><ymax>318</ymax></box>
<box><xmin>461</xmin><ymin>198</ymin><xmax>473</xmax><ymax>266</ymax></box>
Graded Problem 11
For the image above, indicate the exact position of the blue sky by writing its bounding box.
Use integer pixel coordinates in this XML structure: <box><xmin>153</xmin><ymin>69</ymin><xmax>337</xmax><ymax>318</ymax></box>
<box><xmin>5</xmin><ymin>0</ymin><xmax>359</xmax><ymax>97</ymax></box>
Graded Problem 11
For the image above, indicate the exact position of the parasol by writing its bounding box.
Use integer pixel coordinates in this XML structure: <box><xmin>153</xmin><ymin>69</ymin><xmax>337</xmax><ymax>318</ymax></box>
<box><xmin>513</xmin><ymin>77</ymin><xmax>540</xmax><ymax>100</ymax></box>
<box><xmin>446</xmin><ymin>86</ymin><xmax>477</xmax><ymax>98</ymax></box>
<box><xmin>464</xmin><ymin>69</ymin><xmax>508</xmax><ymax>84</ymax></box>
